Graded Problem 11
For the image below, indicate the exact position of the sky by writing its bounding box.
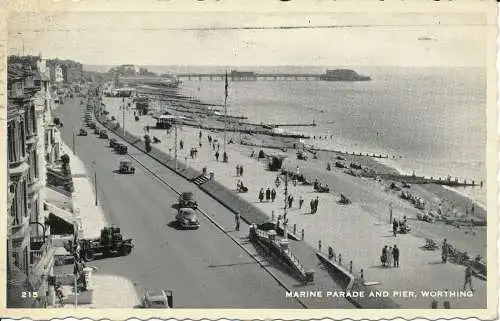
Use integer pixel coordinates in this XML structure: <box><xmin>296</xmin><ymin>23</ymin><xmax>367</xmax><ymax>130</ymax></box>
<box><xmin>6</xmin><ymin>11</ymin><xmax>489</xmax><ymax>67</ymax></box>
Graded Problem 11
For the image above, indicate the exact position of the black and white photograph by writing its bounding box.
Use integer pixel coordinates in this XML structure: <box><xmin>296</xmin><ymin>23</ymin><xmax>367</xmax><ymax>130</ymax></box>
<box><xmin>2</xmin><ymin>1</ymin><xmax>497</xmax><ymax>319</ymax></box>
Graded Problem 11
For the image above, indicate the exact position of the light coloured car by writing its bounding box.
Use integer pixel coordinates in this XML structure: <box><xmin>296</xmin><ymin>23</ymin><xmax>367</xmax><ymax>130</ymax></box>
<box><xmin>142</xmin><ymin>289</ymin><xmax>173</xmax><ymax>308</ymax></box>
<box><xmin>175</xmin><ymin>207</ymin><xmax>200</xmax><ymax>229</ymax></box>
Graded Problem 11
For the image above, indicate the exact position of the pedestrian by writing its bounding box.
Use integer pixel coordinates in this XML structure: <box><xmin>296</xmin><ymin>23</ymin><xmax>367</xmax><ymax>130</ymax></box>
<box><xmin>381</xmin><ymin>246</ymin><xmax>388</xmax><ymax>267</ymax></box>
<box><xmin>310</xmin><ymin>199</ymin><xmax>315</xmax><ymax>214</ymax></box>
<box><xmin>442</xmin><ymin>239</ymin><xmax>449</xmax><ymax>263</ymax></box>
<box><xmin>265</xmin><ymin>188</ymin><xmax>271</xmax><ymax>201</ymax></box>
<box><xmin>215</xmin><ymin>151</ymin><xmax>220</xmax><ymax>161</ymax></box>
<box><xmin>271</xmin><ymin>188</ymin><xmax>276</xmax><ymax>202</ymax></box>
<box><xmin>387</xmin><ymin>246</ymin><xmax>393</xmax><ymax>267</ymax></box>
<box><xmin>199</xmin><ymin>141</ymin><xmax>202</xmax><ymax>148</ymax></box>
<box><xmin>239</xmin><ymin>165</ymin><xmax>244</xmax><ymax>176</ymax></box>
<box><xmin>235</xmin><ymin>213</ymin><xmax>240</xmax><ymax>231</ymax></box>
<box><xmin>314</xmin><ymin>196</ymin><xmax>319</xmax><ymax>213</ymax></box>
<box><xmin>393</xmin><ymin>245</ymin><xmax>400</xmax><ymax>267</ymax></box>
<box><xmin>288</xmin><ymin>194</ymin><xmax>294</xmax><ymax>208</ymax></box>
<box><xmin>392</xmin><ymin>218</ymin><xmax>398</xmax><ymax>237</ymax></box>
<box><xmin>299</xmin><ymin>196</ymin><xmax>304</xmax><ymax>209</ymax></box>
<box><xmin>275</xmin><ymin>175</ymin><xmax>281</xmax><ymax>188</ymax></box>
<box><xmin>223</xmin><ymin>151</ymin><xmax>228</xmax><ymax>163</ymax></box>
<box><xmin>180</xmin><ymin>139</ymin><xmax>184</xmax><ymax>150</ymax></box>
<box><xmin>463</xmin><ymin>264</ymin><xmax>474</xmax><ymax>292</ymax></box>
<box><xmin>199</xmin><ymin>130</ymin><xmax>202</xmax><ymax>140</ymax></box>
<box><xmin>259</xmin><ymin>188</ymin><xmax>265</xmax><ymax>202</ymax></box>
<box><xmin>236</xmin><ymin>164</ymin><xmax>240</xmax><ymax>177</ymax></box>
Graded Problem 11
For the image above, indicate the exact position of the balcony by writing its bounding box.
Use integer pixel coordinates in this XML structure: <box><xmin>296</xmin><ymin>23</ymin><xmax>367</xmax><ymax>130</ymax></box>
<box><xmin>10</xmin><ymin>216</ymin><xmax>30</xmax><ymax>246</ymax></box>
<box><xmin>8</xmin><ymin>155</ymin><xmax>29</xmax><ymax>177</ymax></box>
<box><xmin>46</xmin><ymin>167</ymin><xmax>74</xmax><ymax>194</ymax></box>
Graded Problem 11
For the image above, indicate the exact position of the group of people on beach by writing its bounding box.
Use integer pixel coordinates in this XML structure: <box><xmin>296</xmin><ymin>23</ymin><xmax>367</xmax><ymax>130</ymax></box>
<box><xmin>310</xmin><ymin>196</ymin><xmax>320</xmax><ymax>213</ymax></box>
<box><xmin>381</xmin><ymin>245</ymin><xmax>400</xmax><ymax>268</ymax></box>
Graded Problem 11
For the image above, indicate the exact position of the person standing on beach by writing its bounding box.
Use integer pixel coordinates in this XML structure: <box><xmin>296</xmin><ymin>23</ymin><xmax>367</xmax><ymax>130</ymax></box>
<box><xmin>299</xmin><ymin>195</ymin><xmax>304</xmax><ymax>209</ymax></box>
<box><xmin>239</xmin><ymin>165</ymin><xmax>244</xmax><ymax>176</ymax></box>
<box><xmin>259</xmin><ymin>188</ymin><xmax>265</xmax><ymax>202</ymax></box>
<box><xmin>265</xmin><ymin>188</ymin><xmax>271</xmax><ymax>202</ymax></box>
<box><xmin>236</xmin><ymin>165</ymin><xmax>240</xmax><ymax>177</ymax></box>
<box><xmin>215</xmin><ymin>151</ymin><xmax>220</xmax><ymax>161</ymax></box>
<box><xmin>393</xmin><ymin>245</ymin><xmax>400</xmax><ymax>267</ymax></box>
<box><xmin>199</xmin><ymin>130</ymin><xmax>202</xmax><ymax>140</ymax></box>
<box><xmin>271</xmin><ymin>188</ymin><xmax>276</xmax><ymax>202</ymax></box>
<box><xmin>314</xmin><ymin>196</ymin><xmax>319</xmax><ymax>213</ymax></box>
<box><xmin>310</xmin><ymin>199</ymin><xmax>315</xmax><ymax>214</ymax></box>
<box><xmin>235</xmin><ymin>213</ymin><xmax>240</xmax><ymax>231</ymax></box>
<box><xmin>381</xmin><ymin>246</ymin><xmax>388</xmax><ymax>267</ymax></box>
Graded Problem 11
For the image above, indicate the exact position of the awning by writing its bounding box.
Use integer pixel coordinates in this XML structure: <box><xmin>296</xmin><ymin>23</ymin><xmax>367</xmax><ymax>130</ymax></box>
<box><xmin>44</xmin><ymin>201</ymin><xmax>79</xmax><ymax>234</ymax></box>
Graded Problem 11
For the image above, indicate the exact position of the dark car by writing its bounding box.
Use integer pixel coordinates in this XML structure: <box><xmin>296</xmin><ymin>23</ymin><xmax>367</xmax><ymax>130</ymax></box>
<box><xmin>88</xmin><ymin>122</ymin><xmax>97</xmax><ymax>129</ymax></box>
<box><xmin>117</xmin><ymin>144</ymin><xmax>128</xmax><ymax>155</ymax></box>
<box><xmin>175</xmin><ymin>208</ymin><xmax>200</xmax><ymax>229</ymax></box>
<box><xmin>118</xmin><ymin>161</ymin><xmax>135</xmax><ymax>174</ymax></box>
<box><xmin>79</xmin><ymin>128</ymin><xmax>88</xmax><ymax>136</ymax></box>
<box><xmin>99</xmin><ymin>130</ymin><xmax>109</xmax><ymax>139</ymax></box>
<box><xmin>109</xmin><ymin>138</ymin><xmax>117</xmax><ymax>148</ymax></box>
<box><xmin>178</xmin><ymin>192</ymin><xmax>198</xmax><ymax>209</ymax></box>
<box><xmin>94</xmin><ymin>127</ymin><xmax>101</xmax><ymax>135</ymax></box>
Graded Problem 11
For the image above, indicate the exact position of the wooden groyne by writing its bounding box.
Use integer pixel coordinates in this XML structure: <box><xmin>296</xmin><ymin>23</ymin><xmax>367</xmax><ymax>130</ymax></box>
<box><xmin>309</xmin><ymin>147</ymin><xmax>389</xmax><ymax>159</ymax></box>
<box><xmin>359</xmin><ymin>172</ymin><xmax>483</xmax><ymax>188</ymax></box>
<box><xmin>267</xmin><ymin>123</ymin><xmax>317</xmax><ymax>128</ymax></box>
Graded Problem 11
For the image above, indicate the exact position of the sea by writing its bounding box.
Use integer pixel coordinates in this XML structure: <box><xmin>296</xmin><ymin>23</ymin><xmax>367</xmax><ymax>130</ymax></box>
<box><xmin>86</xmin><ymin>65</ymin><xmax>488</xmax><ymax>206</ymax></box>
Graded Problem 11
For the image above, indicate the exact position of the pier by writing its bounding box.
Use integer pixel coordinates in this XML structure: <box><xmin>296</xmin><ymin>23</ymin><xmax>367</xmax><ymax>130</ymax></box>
<box><xmin>177</xmin><ymin>70</ymin><xmax>323</xmax><ymax>81</ymax></box>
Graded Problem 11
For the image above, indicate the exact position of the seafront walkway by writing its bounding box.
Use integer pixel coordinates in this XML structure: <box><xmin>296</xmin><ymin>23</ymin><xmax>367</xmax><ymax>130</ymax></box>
<box><xmin>103</xmin><ymin>97</ymin><xmax>486</xmax><ymax>308</ymax></box>
<box><xmin>55</xmin><ymin>142</ymin><xmax>140</xmax><ymax>308</ymax></box>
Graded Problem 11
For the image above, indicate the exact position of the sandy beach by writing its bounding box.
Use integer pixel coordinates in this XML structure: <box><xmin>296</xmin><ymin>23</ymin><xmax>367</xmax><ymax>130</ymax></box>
<box><xmin>98</xmin><ymin>92</ymin><xmax>487</xmax><ymax>308</ymax></box>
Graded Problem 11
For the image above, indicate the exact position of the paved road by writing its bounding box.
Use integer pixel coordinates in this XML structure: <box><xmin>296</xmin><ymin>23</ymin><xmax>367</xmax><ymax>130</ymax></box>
<box><xmin>54</xmin><ymin>98</ymin><xmax>302</xmax><ymax>308</ymax></box>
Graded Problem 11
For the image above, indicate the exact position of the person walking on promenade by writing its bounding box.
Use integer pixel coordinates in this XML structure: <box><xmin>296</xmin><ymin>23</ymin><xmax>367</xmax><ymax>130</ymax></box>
<box><xmin>199</xmin><ymin>141</ymin><xmax>202</xmax><ymax>148</ymax></box>
<box><xmin>275</xmin><ymin>175</ymin><xmax>281</xmax><ymax>188</ymax></box>
<box><xmin>223</xmin><ymin>151</ymin><xmax>228</xmax><ymax>163</ymax></box>
<box><xmin>310</xmin><ymin>199</ymin><xmax>315</xmax><ymax>214</ymax></box>
<box><xmin>442</xmin><ymin>239</ymin><xmax>449</xmax><ymax>263</ymax></box>
<box><xmin>271</xmin><ymin>188</ymin><xmax>276</xmax><ymax>202</ymax></box>
<box><xmin>393</xmin><ymin>245</ymin><xmax>400</xmax><ymax>267</ymax></box>
<box><xmin>236</xmin><ymin>164</ymin><xmax>240</xmax><ymax>177</ymax></box>
<box><xmin>387</xmin><ymin>246</ymin><xmax>393</xmax><ymax>267</ymax></box>
<box><xmin>314</xmin><ymin>196</ymin><xmax>319</xmax><ymax>213</ymax></box>
<box><xmin>381</xmin><ymin>246</ymin><xmax>388</xmax><ymax>267</ymax></box>
<box><xmin>392</xmin><ymin>218</ymin><xmax>398</xmax><ymax>237</ymax></box>
<box><xmin>180</xmin><ymin>139</ymin><xmax>184</xmax><ymax>150</ymax></box>
<box><xmin>199</xmin><ymin>130</ymin><xmax>202</xmax><ymax>140</ymax></box>
<box><xmin>235</xmin><ymin>213</ymin><xmax>240</xmax><ymax>231</ymax></box>
<box><xmin>288</xmin><ymin>195</ymin><xmax>294</xmax><ymax>209</ymax></box>
<box><xmin>259</xmin><ymin>188</ymin><xmax>265</xmax><ymax>202</ymax></box>
<box><xmin>299</xmin><ymin>195</ymin><xmax>304</xmax><ymax>209</ymax></box>
<box><xmin>239</xmin><ymin>165</ymin><xmax>244</xmax><ymax>176</ymax></box>
<box><xmin>265</xmin><ymin>188</ymin><xmax>271</xmax><ymax>202</ymax></box>
<box><xmin>215</xmin><ymin>151</ymin><xmax>220</xmax><ymax>162</ymax></box>
<box><xmin>463</xmin><ymin>264</ymin><xmax>474</xmax><ymax>292</ymax></box>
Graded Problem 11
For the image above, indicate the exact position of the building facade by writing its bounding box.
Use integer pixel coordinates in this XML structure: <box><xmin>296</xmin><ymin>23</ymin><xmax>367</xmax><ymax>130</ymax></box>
<box><xmin>7</xmin><ymin>57</ymin><xmax>69</xmax><ymax>308</ymax></box>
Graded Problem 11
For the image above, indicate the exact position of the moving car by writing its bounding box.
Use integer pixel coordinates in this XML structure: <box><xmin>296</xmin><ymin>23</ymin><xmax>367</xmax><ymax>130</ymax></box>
<box><xmin>141</xmin><ymin>289</ymin><xmax>173</xmax><ymax>308</ymax></box>
<box><xmin>117</xmin><ymin>144</ymin><xmax>128</xmax><ymax>155</ymax></box>
<box><xmin>79</xmin><ymin>128</ymin><xmax>88</xmax><ymax>136</ymax></box>
<box><xmin>109</xmin><ymin>138</ymin><xmax>117</xmax><ymax>148</ymax></box>
<box><xmin>178</xmin><ymin>192</ymin><xmax>198</xmax><ymax>209</ymax></box>
<box><xmin>118</xmin><ymin>160</ymin><xmax>135</xmax><ymax>174</ymax></box>
<box><xmin>99</xmin><ymin>130</ymin><xmax>109</xmax><ymax>139</ymax></box>
<box><xmin>175</xmin><ymin>208</ymin><xmax>200</xmax><ymax>229</ymax></box>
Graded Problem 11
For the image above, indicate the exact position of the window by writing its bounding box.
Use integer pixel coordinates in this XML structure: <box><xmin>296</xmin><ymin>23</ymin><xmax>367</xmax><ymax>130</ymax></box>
<box><xmin>20</xmin><ymin>122</ymin><xmax>25</xmax><ymax>158</ymax></box>
<box><xmin>7</xmin><ymin>122</ymin><xmax>17</xmax><ymax>163</ymax></box>
<box><xmin>11</xmin><ymin>198</ymin><xmax>19</xmax><ymax>226</ymax></box>
<box><xmin>22</xmin><ymin>180</ymin><xmax>28</xmax><ymax>218</ymax></box>
<box><xmin>34</xmin><ymin>150</ymin><xmax>39</xmax><ymax>179</ymax></box>
<box><xmin>23</xmin><ymin>247</ymin><xmax>28</xmax><ymax>275</ymax></box>
<box><xmin>31</xmin><ymin>105</ymin><xmax>37</xmax><ymax>134</ymax></box>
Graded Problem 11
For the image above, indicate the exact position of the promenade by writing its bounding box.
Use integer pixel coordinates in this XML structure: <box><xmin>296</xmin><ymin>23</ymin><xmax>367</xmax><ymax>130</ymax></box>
<box><xmin>103</xmin><ymin>96</ymin><xmax>486</xmax><ymax>309</ymax></box>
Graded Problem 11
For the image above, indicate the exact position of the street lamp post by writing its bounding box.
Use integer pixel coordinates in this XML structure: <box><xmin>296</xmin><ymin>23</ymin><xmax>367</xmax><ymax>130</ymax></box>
<box><xmin>174</xmin><ymin>121</ymin><xmax>178</xmax><ymax>170</ymax></box>
<box><xmin>72</xmin><ymin>129</ymin><xmax>76</xmax><ymax>155</ymax></box>
<box><xmin>92</xmin><ymin>161</ymin><xmax>98</xmax><ymax>206</ymax></box>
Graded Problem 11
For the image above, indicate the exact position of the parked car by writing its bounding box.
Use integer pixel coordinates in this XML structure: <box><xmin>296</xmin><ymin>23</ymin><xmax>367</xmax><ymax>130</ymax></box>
<box><xmin>178</xmin><ymin>192</ymin><xmax>198</xmax><ymax>209</ymax></box>
<box><xmin>117</xmin><ymin>144</ymin><xmax>128</xmax><ymax>155</ymax></box>
<box><xmin>79</xmin><ymin>128</ymin><xmax>88</xmax><ymax>136</ymax></box>
<box><xmin>118</xmin><ymin>161</ymin><xmax>135</xmax><ymax>174</ymax></box>
<box><xmin>141</xmin><ymin>289</ymin><xmax>173</xmax><ymax>308</ymax></box>
<box><xmin>114</xmin><ymin>143</ymin><xmax>123</xmax><ymax>152</ymax></box>
<box><xmin>109</xmin><ymin>138</ymin><xmax>117</xmax><ymax>148</ymax></box>
<box><xmin>99</xmin><ymin>130</ymin><xmax>108</xmax><ymax>139</ymax></box>
<box><xmin>175</xmin><ymin>208</ymin><xmax>200</xmax><ymax>229</ymax></box>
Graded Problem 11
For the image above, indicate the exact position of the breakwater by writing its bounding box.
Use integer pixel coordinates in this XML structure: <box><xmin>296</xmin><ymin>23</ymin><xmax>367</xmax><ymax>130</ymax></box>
<box><xmin>359</xmin><ymin>172</ymin><xmax>483</xmax><ymax>188</ymax></box>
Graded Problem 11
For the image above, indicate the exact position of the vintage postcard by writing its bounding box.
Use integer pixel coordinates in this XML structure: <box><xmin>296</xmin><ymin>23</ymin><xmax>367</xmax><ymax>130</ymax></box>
<box><xmin>0</xmin><ymin>0</ymin><xmax>498</xmax><ymax>320</ymax></box>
